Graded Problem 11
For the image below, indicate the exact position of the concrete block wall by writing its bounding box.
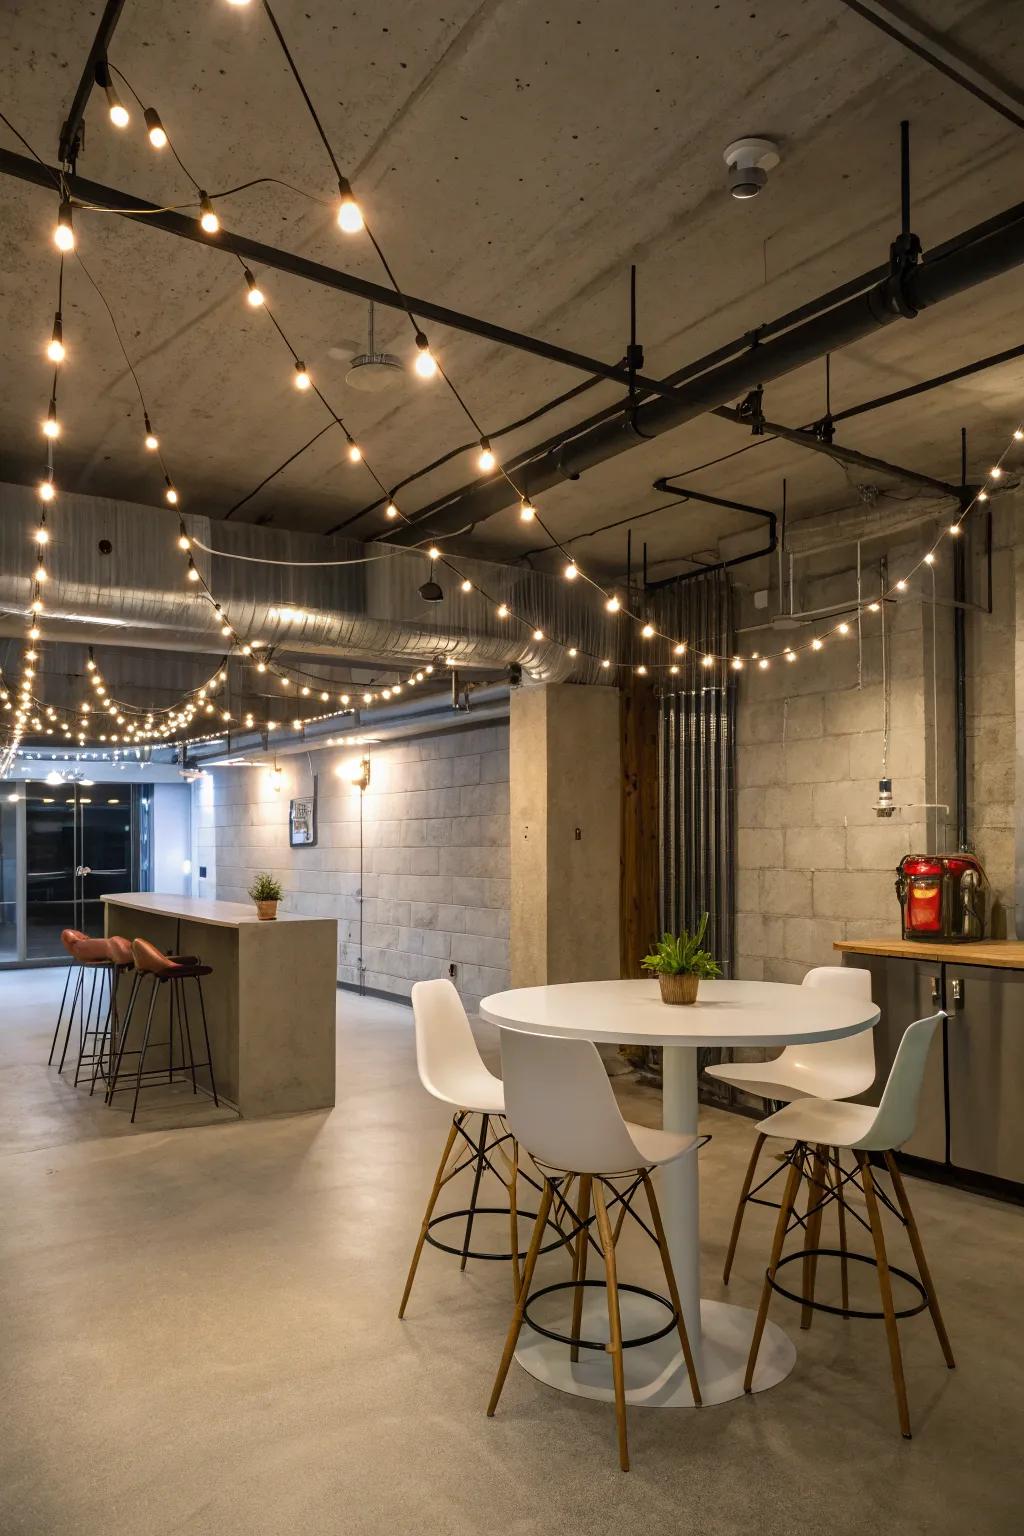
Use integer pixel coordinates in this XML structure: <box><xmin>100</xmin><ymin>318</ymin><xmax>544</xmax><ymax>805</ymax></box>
<box><xmin>733</xmin><ymin>507</ymin><xmax>1020</xmax><ymax>983</ymax></box>
<box><xmin>193</xmin><ymin>720</ymin><xmax>510</xmax><ymax>1014</ymax></box>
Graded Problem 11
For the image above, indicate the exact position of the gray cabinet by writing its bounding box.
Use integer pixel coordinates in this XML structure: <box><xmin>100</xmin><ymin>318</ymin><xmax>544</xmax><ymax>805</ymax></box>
<box><xmin>855</xmin><ymin>954</ymin><xmax>946</xmax><ymax>1163</ymax></box>
<box><xmin>946</xmin><ymin>966</ymin><xmax>1024</xmax><ymax>1183</ymax></box>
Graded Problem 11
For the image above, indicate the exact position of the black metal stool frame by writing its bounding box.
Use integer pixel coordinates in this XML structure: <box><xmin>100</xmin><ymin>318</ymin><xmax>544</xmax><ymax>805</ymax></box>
<box><xmin>105</xmin><ymin>968</ymin><xmax>219</xmax><ymax>1123</ymax></box>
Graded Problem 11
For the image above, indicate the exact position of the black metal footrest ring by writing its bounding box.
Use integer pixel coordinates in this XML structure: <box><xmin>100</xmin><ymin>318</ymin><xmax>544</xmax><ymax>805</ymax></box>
<box><xmin>424</xmin><ymin>1207</ymin><xmax>566</xmax><ymax>1263</ymax></box>
<box><xmin>522</xmin><ymin>1279</ymin><xmax>677</xmax><ymax>1350</ymax></box>
<box><xmin>768</xmin><ymin>1248</ymin><xmax>929</xmax><ymax>1321</ymax></box>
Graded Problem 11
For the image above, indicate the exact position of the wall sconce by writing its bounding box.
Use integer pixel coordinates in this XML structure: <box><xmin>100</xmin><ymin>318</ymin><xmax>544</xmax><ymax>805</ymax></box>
<box><xmin>347</xmin><ymin>756</ymin><xmax>371</xmax><ymax>792</ymax></box>
<box><xmin>270</xmin><ymin>760</ymin><xmax>283</xmax><ymax>793</ymax></box>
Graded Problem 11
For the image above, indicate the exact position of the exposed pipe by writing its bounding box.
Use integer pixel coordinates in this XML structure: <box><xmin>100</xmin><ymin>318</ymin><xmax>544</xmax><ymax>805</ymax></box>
<box><xmin>954</xmin><ymin>428</ymin><xmax>969</xmax><ymax>847</ymax></box>
<box><xmin>386</xmin><ymin>198</ymin><xmax>1024</xmax><ymax>543</ymax></box>
<box><xmin>645</xmin><ymin>482</ymin><xmax>777</xmax><ymax>590</ymax></box>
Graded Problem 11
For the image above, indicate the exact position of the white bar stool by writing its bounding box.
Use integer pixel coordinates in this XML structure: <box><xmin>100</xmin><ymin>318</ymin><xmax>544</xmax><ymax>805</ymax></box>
<box><xmin>399</xmin><ymin>979</ymin><xmax>562</xmax><ymax>1319</ymax></box>
<box><xmin>744</xmin><ymin>1012</ymin><xmax>955</xmax><ymax>1438</ymax></box>
<box><xmin>705</xmin><ymin>965</ymin><xmax>875</xmax><ymax>1284</ymax></box>
<box><xmin>488</xmin><ymin>1028</ymin><xmax>703</xmax><ymax>1472</ymax></box>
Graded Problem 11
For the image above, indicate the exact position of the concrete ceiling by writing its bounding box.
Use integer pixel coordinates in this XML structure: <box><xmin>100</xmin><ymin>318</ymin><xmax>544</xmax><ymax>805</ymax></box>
<box><xmin>1</xmin><ymin>0</ymin><xmax>1023</xmax><ymax>583</ymax></box>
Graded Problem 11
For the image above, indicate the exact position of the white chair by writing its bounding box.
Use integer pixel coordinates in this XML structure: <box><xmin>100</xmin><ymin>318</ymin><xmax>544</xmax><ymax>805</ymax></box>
<box><xmin>705</xmin><ymin>965</ymin><xmax>875</xmax><ymax>1283</ymax></box>
<box><xmin>399</xmin><ymin>979</ymin><xmax>537</xmax><ymax>1317</ymax></box>
<box><xmin>744</xmin><ymin>1013</ymin><xmax>955</xmax><ymax>1439</ymax></box>
<box><xmin>488</xmin><ymin>1028</ymin><xmax>703</xmax><ymax>1473</ymax></box>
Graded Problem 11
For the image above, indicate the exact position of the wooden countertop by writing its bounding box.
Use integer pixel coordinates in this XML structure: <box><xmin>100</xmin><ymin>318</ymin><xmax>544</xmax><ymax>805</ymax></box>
<box><xmin>835</xmin><ymin>937</ymin><xmax>1024</xmax><ymax>969</ymax></box>
<box><xmin>103</xmin><ymin>892</ymin><xmax>335</xmax><ymax>930</ymax></box>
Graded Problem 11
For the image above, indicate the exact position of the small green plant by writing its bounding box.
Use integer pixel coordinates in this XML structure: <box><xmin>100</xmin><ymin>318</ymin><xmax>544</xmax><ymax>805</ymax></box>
<box><xmin>642</xmin><ymin>914</ymin><xmax>721</xmax><ymax>978</ymax></box>
<box><xmin>248</xmin><ymin>872</ymin><xmax>283</xmax><ymax>903</ymax></box>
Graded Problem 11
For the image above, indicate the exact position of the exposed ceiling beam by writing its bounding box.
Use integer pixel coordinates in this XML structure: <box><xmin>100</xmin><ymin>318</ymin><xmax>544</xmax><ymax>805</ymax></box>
<box><xmin>0</xmin><ymin>146</ymin><xmax>686</xmax><ymax>401</ymax></box>
<box><xmin>836</xmin><ymin>0</ymin><xmax>1024</xmax><ymax>132</ymax></box>
<box><xmin>57</xmin><ymin>0</ymin><xmax>128</xmax><ymax>167</ymax></box>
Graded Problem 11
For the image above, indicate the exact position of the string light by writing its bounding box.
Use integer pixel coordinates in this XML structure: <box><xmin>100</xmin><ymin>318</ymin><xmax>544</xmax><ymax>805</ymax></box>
<box><xmin>198</xmin><ymin>193</ymin><xmax>219</xmax><ymax>234</ymax></box>
<box><xmin>187</xmin><ymin>559</ymin><xmax>200</xmax><ymax>583</ymax></box>
<box><xmin>243</xmin><ymin>268</ymin><xmax>264</xmax><ymax>307</ymax></box>
<box><xmin>519</xmin><ymin>499</ymin><xmax>536</xmax><ymax>522</ymax></box>
<box><xmin>460</xmin><ymin>579</ymin><xmax>472</xmax><ymax>593</ymax></box>
<box><xmin>42</xmin><ymin>400</ymin><xmax>59</xmax><ymax>439</ymax></box>
<box><xmin>497</xmin><ymin>603</ymin><xmax>509</xmax><ymax>619</ymax></box>
<box><xmin>143</xmin><ymin>413</ymin><xmax>158</xmax><ymax>451</ymax></box>
<box><xmin>641</xmin><ymin>623</ymin><xmax>654</xmax><ymax>638</ymax></box>
<box><xmin>294</xmin><ymin>361</ymin><xmax>311</xmax><ymax>391</ymax></box>
<box><xmin>54</xmin><ymin>200</ymin><xmax>74</xmax><ymax>252</ymax></box>
<box><xmin>385</xmin><ymin>501</ymin><xmax>399</xmax><ymax>519</ymax></box>
<box><xmin>564</xmin><ymin>561</ymin><xmax>578</xmax><ymax>580</ymax></box>
<box><xmin>336</xmin><ymin>177</ymin><xmax>364</xmax><ymax>234</ymax></box>
<box><xmin>144</xmin><ymin>107</ymin><xmax>167</xmax><ymax>148</ymax></box>
<box><xmin>532</xmin><ymin>628</ymin><xmax>544</xmax><ymax>641</ymax></box>
<box><xmin>478</xmin><ymin>439</ymin><xmax>496</xmax><ymax>472</ymax></box>
<box><xmin>164</xmin><ymin>477</ymin><xmax>178</xmax><ymax>505</ymax></box>
<box><xmin>427</xmin><ymin>546</ymin><xmax>440</xmax><ymax>561</ymax></box>
<box><xmin>46</xmin><ymin>313</ymin><xmax>65</xmax><ymax>363</ymax></box>
<box><xmin>895</xmin><ymin>579</ymin><xmax>908</xmax><ymax>592</ymax></box>
<box><xmin>414</xmin><ymin>334</ymin><xmax>438</xmax><ymax>379</ymax></box>
<box><xmin>347</xmin><ymin>441</ymin><xmax>362</xmax><ymax>462</ymax></box>
<box><xmin>701</xmin><ymin>654</ymin><xmax>714</xmax><ymax>669</ymax></box>
<box><xmin>38</xmin><ymin>473</ymin><xmax>55</xmax><ymax>503</ymax></box>
<box><xmin>101</xmin><ymin>69</ymin><xmax>130</xmax><ymax>129</ymax></box>
<box><xmin>606</xmin><ymin>595</ymin><xmax>620</xmax><ymax>613</ymax></box>
<box><xmin>758</xmin><ymin>657</ymin><xmax>770</xmax><ymax>670</ymax></box>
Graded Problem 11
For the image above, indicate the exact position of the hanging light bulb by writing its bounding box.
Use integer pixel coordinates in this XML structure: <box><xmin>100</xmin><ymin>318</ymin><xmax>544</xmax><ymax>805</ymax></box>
<box><xmin>142</xmin><ymin>106</ymin><xmax>167</xmax><ymax>148</ymax></box>
<box><xmin>177</xmin><ymin>530</ymin><xmax>191</xmax><ymax>551</ymax></box>
<box><xmin>641</xmin><ymin>623</ymin><xmax>655</xmax><ymax>638</ymax></box>
<box><xmin>164</xmin><ymin>478</ymin><xmax>178</xmax><ymax>505</ymax></box>
<box><xmin>243</xmin><ymin>268</ymin><xmax>264</xmax><ymax>306</ymax></box>
<box><xmin>977</xmin><ymin>489</ymin><xmax>989</xmax><ymax>503</ymax></box>
<box><xmin>601</xmin><ymin>659</ymin><xmax>611</xmax><ymax>670</ymax></box>
<box><xmin>674</xmin><ymin>642</ymin><xmax>686</xmax><ymax>656</ymax></box>
<box><xmin>701</xmin><ymin>654</ymin><xmax>715</xmax><ymax>668</ymax></box>
<box><xmin>38</xmin><ymin>474</ymin><xmax>55</xmax><ymax>503</ymax></box>
<box><xmin>477</xmin><ymin>438</ymin><xmax>496</xmax><ymax>472</ymax></box>
<box><xmin>102</xmin><ymin>73</ymin><xmax>130</xmax><ymax>128</ymax></box>
<box><xmin>336</xmin><ymin>176</ymin><xmax>364</xmax><ymax>233</ymax></box>
<box><xmin>519</xmin><ymin>499</ymin><xmax>536</xmax><ymax>522</ymax></box>
<box><xmin>42</xmin><ymin>399</ymin><xmax>59</xmax><ymax>439</ymax></box>
<box><xmin>895</xmin><ymin>579</ymin><xmax>908</xmax><ymax>592</ymax></box>
<box><xmin>533</xmin><ymin>628</ymin><xmax>545</xmax><ymax>641</ymax></box>
<box><xmin>414</xmin><ymin>333</ymin><xmax>438</xmax><ymax>379</ymax></box>
<box><xmin>605</xmin><ymin>595</ymin><xmax>620</xmax><ymax>613</ymax></box>
<box><xmin>758</xmin><ymin>657</ymin><xmax>770</xmax><ymax>670</ymax></box>
<box><xmin>143</xmin><ymin>412</ymin><xmax>159</xmax><ymax>451</ymax></box>
<box><xmin>460</xmin><ymin>578</ymin><xmax>472</xmax><ymax>593</ymax></box>
<box><xmin>497</xmin><ymin>603</ymin><xmax>509</xmax><ymax>619</ymax></box>
<box><xmin>384</xmin><ymin>500</ymin><xmax>399</xmax><ymax>519</ymax></box>
<box><xmin>54</xmin><ymin>200</ymin><xmax>74</xmax><ymax>251</ymax></box>
<box><xmin>198</xmin><ymin>193</ymin><xmax>219</xmax><ymax>234</ymax></box>
<box><xmin>949</xmin><ymin>523</ymin><xmax>962</xmax><ymax>536</ymax></box>
<box><xmin>731</xmin><ymin>656</ymin><xmax>744</xmax><ymax>670</ymax></box>
<box><xmin>46</xmin><ymin>314</ymin><xmax>65</xmax><ymax>364</ymax></box>
<box><xmin>347</xmin><ymin>441</ymin><xmax>362</xmax><ymax>463</ymax></box>
<box><xmin>34</xmin><ymin>561</ymin><xmax>47</xmax><ymax>583</ymax></box>
<box><xmin>564</xmin><ymin>561</ymin><xmax>578</xmax><ymax>580</ymax></box>
<box><xmin>291</xmin><ymin>361</ymin><xmax>311</xmax><ymax>391</ymax></box>
<box><xmin>427</xmin><ymin>546</ymin><xmax>441</xmax><ymax>561</ymax></box>
<box><xmin>811</xmin><ymin>637</ymin><xmax>824</xmax><ymax>651</ymax></box>
<box><xmin>989</xmin><ymin>465</ymin><xmax>1003</xmax><ymax>480</ymax></box>
<box><xmin>187</xmin><ymin>560</ymin><xmax>199</xmax><ymax>584</ymax></box>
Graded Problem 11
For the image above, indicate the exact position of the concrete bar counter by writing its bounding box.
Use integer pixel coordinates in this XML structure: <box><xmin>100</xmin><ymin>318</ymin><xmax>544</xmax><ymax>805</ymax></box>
<box><xmin>103</xmin><ymin>893</ymin><xmax>338</xmax><ymax>1117</ymax></box>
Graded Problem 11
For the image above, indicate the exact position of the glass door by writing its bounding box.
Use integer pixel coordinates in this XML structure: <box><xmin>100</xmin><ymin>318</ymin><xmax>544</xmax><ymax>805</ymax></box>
<box><xmin>16</xmin><ymin>781</ymin><xmax>142</xmax><ymax>962</ymax></box>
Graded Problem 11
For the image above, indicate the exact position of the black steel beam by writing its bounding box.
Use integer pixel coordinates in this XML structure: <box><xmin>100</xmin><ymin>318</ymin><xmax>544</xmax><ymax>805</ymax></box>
<box><xmin>0</xmin><ymin>145</ymin><xmax>685</xmax><ymax>400</ymax></box>
<box><xmin>645</xmin><ymin>480</ymin><xmax>777</xmax><ymax>590</ymax></box>
<box><xmin>383</xmin><ymin>199</ymin><xmax>1024</xmax><ymax>544</ymax></box>
<box><xmin>711</xmin><ymin>404</ymin><xmax>964</xmax><ymax>501</ymax></box>
<box><xmin>57</xmin><ymin>0</ymin><xmax>127</xmax><ymax>167</ymax></box>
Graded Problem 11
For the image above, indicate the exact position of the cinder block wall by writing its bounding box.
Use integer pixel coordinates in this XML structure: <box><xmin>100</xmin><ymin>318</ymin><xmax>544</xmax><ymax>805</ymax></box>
<box><xmin>193</xmin><ymin>720</ymin><xmax>510</xmax><ymax>1014</ymax></box>
<box><xmin>734</xmin><ymin>501</ymin><xmax>1018</xmax><ymax>983</ymax></box>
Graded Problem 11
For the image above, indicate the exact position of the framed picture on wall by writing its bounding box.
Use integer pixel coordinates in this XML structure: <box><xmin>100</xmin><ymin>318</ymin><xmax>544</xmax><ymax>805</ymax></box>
<box><xmin>289</xmin><ymin>780</ymin><xmax>317</xmax><ymax>847</ymax></box>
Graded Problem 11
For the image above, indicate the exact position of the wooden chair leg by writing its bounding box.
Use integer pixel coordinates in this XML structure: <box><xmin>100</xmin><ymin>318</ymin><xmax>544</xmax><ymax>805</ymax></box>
<box><xmin>593</xmin><ymin>1181</ymin><xmax>629</xmax><ymax>1472</ymax></box>
<box><xmin>723</xmin><ymin>1132</ymin><xmax>767</xmax><ymax>1284</ymax></box>
<box><xmin>487</xmin><ymin>1180</ymin><xmax>554</xmax><ymax>1417</ymax></box>
<box><xmin>398</xmin><ymin>1117</ymin><xmax>461</xmax><ymax>1319</ymax></box>
<box><xmin>884</xmin><ymin>1151</ymin><xmax>955</xmax><ymax>1369</ymax></box>
<box><xmin>569</xmin><ymin>1174</ymin><xmax>593</xmax><ymax>1364</ymax></box>
<box><xmin>641</xmin><ymin>1170</ymin><xmax>702</xmax><ymax>1407</ymax></box>
<box><xmin>744</xmin><ymin>1149</ymin><xmax>805</xmax><ymax>1393</ymax></box>
<box><xmin>857</xmin><ymin>1152</ymin><xmax>912</xmax><ymax>1439</ymax></box>
<box><xmin>801</xmin><ymin>1144</ymin><xmax>828</xmax><ymax>1330</ymax></box>
<box><xmin>831</xmin><ymin>1149</ymin><xmax>850</xmax><ymax>1315</ymax></box>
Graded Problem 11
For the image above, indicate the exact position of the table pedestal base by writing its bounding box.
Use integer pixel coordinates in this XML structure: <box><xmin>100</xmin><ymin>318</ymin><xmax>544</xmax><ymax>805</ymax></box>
<box><xmin>514</xmin><ymin>1295</ymin><xmax>795</xmax><ymax>1408</ymax></box>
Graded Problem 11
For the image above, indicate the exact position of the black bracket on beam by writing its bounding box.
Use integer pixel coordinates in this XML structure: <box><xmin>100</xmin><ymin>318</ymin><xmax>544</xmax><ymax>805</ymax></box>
<box><xmin>57</xmin><ymin>0</ymin><xmax>127</xmax><ymax>168</ymax></box>
<box><xmin>646</xmin><ymin>479</ymin><xmax>777</xmax><ymax>589</ymax></box>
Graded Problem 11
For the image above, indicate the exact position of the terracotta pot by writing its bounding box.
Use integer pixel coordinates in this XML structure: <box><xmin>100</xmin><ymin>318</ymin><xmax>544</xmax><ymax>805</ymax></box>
<box><xmin>658</xmin><ymin>972</ymin><xmax>699</xmax><ymax>1006</ymax></box>
<box><xmin>255</xmin><ymin>899</ymin><xmax>279</xmax><ymax>921</ymax></box>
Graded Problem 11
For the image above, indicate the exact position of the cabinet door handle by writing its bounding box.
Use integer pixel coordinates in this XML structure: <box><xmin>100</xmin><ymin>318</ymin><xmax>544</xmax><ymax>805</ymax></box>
<box><xmin>950</xmin><ymin>977</ymin><xmax>963</xmax><ymax>1006</ymax></box>
<box><xmin>930</xmin><ymin>977</ymin><xmax>941</xmax><ymax>1005</ymax></box>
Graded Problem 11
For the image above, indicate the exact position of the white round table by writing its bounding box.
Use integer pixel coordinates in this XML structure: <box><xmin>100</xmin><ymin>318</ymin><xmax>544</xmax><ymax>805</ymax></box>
<box><xmin>480</xmin><ymin>977</ymin><xmax>879</xmax><ymax>1409</ymax></box>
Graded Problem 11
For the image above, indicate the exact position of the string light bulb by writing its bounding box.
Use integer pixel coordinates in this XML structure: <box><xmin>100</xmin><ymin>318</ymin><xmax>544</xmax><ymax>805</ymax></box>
<box><xmin>414</xmin><ymin>333</ymin><xmax>438</xmax><ymax>379</ymax></box>
<box><xmin>198</xmin><ymin>193</ymin><xmax>219</xmax><ymax>234</ymax></box>
<box><xmin>811</xmin><ymin>637</ymin><xmax>824</xmax><ymax>651</ymax></box>
<box><xmin>143</xmin><ymin>106</ymin><xmax>167</xmax><ymax>148</ymax></box>
<box><xmin>164</xmin><ymin>478</ymin><xmax>178</xmax><ymax>505</ymax></box>
<box><xmin>38</xmin><ymin>474</ymin><xmax>55</xmax><ymax>503</ymax></box>
<box><xmin>497</xmin><ymin>603</ymin><xmax>509</xmax><ymax>619</ymax></box>
<box><xmin>758</xmin><ymin>657</ymin><xmax>770</xmax><ymax>670</ymax></box>
<box><xmin>641</xmin><ymin>623</ymin><xmax>655</xmax><ymax>638</ymax></box>
<box><xmin>42</xmin><ymin>400</ymin><xmax>59</xmax><ymax>439</ymax></box>
<box><xmin>895</xmin><ymin>579</ymin><xmax>907</xmax><ymax>592</ymax></box>
<box><xmin>477</xmin><ymin>438</ymin><xmax>496</xmax><ymax>472</ymax></box>
<box><xmin>385</xmin><ymin>501</ymin><xmax>399</xmax><ymax>519</ymax></box>
<box><xmin>34</xmin><ymin>562</ymin><xmax>47</xmax><ymax>583</ymax></box>
<box><xmin>177</xmin><ymin>530</ymin><xmax>191</xmax><ymax>551</ymax></box>
<box><xmin>701</xmin><ymin>654</ymin><xmax>714</xmax><ymax>668</ymax></box>
<box><xmin>519</xmin><ymin>499</ymin><xmax>536</xmax><ymax>522</ymax></box>
<box><xmin>243</xmin><ymin>268</ymin><xmax>264</xmax><ymax>306</ymax></box>
<box><xmin>460</xmin><ymin>578</ymin><xmax>472</xmax><ymax>593</ymax></box>
<box><xmin>336</xmin><ymin>177</ymin><xmax>364</xmax><ymax>233</ymax></box>
<box><xmin>977</xmin><ymin>489</ymin><xmax>988</xmax><ymax>503</ymax></box>
<box><xmin>47</xmin><ymin>313</ymin><xmax>65</xmax><ymax>363</ymax></box>
<box><xmin>533</xmin><ymin>628</ymin><xmax>544</xmax><ymax>641</ymax></box>
<box><xmin>54</xmin><ymin>200</ymin><xmax>74</xmax><ymax>251</ymax></box>
<box><xmin>731</xmin><ymin>656</ymin><xmax>743</xmax><ymax>670</ymax></box>
<box><xmin>989</xmin><ymin>465</ymin><xmax>1003</xmax><ymax>480</ymax></box>
<box><xmin>924</xmin><ymin>552</ymin><xmax>935</xmax><ymax>566</ymax></box>
<box><xmin>187</xmin><ymin>559</ymin><xmax>200</xmax><ymax>583</ymax></box>
<box><xmin>949</xmin><ymin>523</ymin><xmax>962</xmax><ymax>536</ymax></box>
<box><xmin>347</xmin><ymin>441</ymin><xmax>362</xmax><ymax>462</ymax></box>
<box><xmin>564</xmin><ymin>561</ymin><xmax>578</xmax><ymax>580</ymax></box>
<box><xmin>294</xmin><ymin>361</ymin><xmax>311</xmax><ymax>391</ymax></box>
<box><xmin>605</xmin><ymin>595</ymin><xmax>620</xmax><ymax>613</ymax></box>
<box><xmin>143</xmin><ymin>413</ymin><xmax>158</xmax><ymax>450</ymax></box>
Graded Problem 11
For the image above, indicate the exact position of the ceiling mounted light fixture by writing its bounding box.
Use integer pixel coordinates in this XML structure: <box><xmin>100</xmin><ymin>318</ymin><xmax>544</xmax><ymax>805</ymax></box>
<box><xmin>346</xmin><ymin>302</ymin><xmax>404</xmax><ymax>392</ymax></box>
<box><xmin>723</xmin><ymin>137</ymin><xmax>780</xmax><ymax>200</ymax></box>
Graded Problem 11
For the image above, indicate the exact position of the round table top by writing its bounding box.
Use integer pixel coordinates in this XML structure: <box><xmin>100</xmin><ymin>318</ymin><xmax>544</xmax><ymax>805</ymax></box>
<box><xmin>479</xmin><ymin>977</ymin><xmax>879</xmax><ymax>1049</ymax></box>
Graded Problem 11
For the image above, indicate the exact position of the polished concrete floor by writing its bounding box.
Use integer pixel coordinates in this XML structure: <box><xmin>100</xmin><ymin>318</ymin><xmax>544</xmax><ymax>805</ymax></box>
<box><xmin>1</xmin><ymin>968</ymin><xmax>1022</xmax><ymax>1535</ymax></box>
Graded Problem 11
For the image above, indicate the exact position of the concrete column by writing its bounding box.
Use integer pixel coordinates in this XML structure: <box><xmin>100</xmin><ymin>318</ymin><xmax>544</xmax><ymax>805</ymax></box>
<box><xmin>509</xmin><ymin>684</ymin><xmax>621</xmax><ymax>986</ymax></box>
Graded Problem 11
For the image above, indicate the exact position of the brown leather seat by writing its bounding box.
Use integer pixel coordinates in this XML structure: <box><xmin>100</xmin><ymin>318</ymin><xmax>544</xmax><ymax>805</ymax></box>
<box><xmin>60</xmin><ymin>928</ymin><xmax>88</xmax><ymax>957</ymax></box>
<box><xmin>70</xmin><ymin>937</ymin><xmax>115</xmax><ymax>965</ymax></box>
<box><xmin>131</xmin><ymin>937</ymin><xmax>211</xmax><ymax>978</ymax></box>
<box><xmin>106</xmin><ymin>935</ymin><xmax>135</xmax><ymax>968</ymax></box>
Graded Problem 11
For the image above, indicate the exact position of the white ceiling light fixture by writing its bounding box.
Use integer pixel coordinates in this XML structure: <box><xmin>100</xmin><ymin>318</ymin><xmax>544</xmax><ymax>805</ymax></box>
<box><xmin>723</xmin><ymin>137</ymin><xmax>781</xmax><ymax>200</ymax></box>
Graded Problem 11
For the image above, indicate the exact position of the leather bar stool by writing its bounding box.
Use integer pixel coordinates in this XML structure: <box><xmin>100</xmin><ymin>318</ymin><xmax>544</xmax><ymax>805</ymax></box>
<box><xmin>77</xmin><ymin>936</ymin><xmax>138</xmax><ymax>1096</ymax></box>
<box><xmin>105</xmin><ymin>938</ymin><xmax>219</xmax><ymax>1122</ymax></box>
<box><xmin>66</xmin><ymin>937</ymin><xmax>126</xmax><ymax>1088</ymax></box>
<box><xmin>48</xmin><ymin>928</ymin><xmax>88</xmax><ymax>1071</ymax></box>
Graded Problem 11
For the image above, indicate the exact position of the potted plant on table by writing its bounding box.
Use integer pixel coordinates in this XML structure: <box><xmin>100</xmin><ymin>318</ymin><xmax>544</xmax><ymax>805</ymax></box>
<box><xmin>642</xmin><ymin>913</ymin><xmax>721</xmax><ymax>1005</ymax></box>
<box><xmin>248</xmin><ymin>872</ymin><xmax>284</xmax><ymax>921</ymax></box>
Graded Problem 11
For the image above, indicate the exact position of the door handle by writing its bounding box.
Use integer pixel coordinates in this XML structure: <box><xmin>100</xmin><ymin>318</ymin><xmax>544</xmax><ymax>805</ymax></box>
<box><xmin>83</xmin><ymin>868</ymin><xmax>127</xmax><ymax>875</ymax></box>
<box><xmin>75</xmin><ymin>865</ymin><xmax>92</xmax><ymax>877</ymax></box>
<box><xmin>950</xmin><ymin>976</ymin><xmax>964</xmax><ymax>1007</ymax></box>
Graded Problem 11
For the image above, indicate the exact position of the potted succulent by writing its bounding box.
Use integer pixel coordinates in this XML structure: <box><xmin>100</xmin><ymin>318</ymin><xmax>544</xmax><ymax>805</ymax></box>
<box><xmin>642</xmin><ymin>914</ymin><xmax>721</xmax><ymax>1005</ymax></box>
<box><xmin>248</xmin><ymin>871</ymin><xmax>284</xmax><ymax>921</ymax></box>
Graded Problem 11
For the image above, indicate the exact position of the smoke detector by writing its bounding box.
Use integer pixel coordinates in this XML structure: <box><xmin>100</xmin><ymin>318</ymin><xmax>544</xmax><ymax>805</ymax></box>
<box><xmin>723</xmin><ymin>137</ymin><xmax>780</xmax><ymax>200</ymax></box>
<box><xmin>346</xmin><ymin>301</ymin><xmax>405</xmax><ymax>392</ymax></box>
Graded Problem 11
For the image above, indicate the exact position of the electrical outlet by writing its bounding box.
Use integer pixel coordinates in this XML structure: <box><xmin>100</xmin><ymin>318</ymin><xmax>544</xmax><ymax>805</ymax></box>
<box><xmin>448</xmin><ymin>962</ymin><xmax>458</xmax><ymax>981</ymax></box>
